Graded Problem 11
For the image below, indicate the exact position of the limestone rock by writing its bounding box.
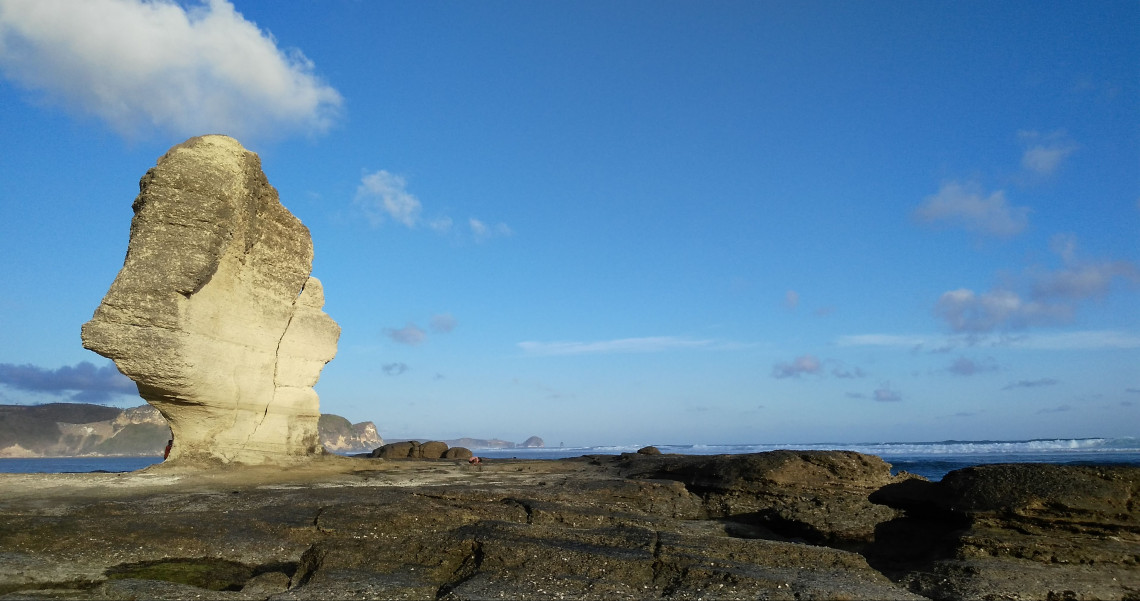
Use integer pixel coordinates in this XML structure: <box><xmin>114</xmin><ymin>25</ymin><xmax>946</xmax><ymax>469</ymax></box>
<box><xmin>81</xmin><ymin>135</ymin><xmax>340</xmax><ymax>465</ymax></box>
<box><xmin>318</xmin><ymin>414</ymin><xmax>384</xmax><ymax>453</ymax></box>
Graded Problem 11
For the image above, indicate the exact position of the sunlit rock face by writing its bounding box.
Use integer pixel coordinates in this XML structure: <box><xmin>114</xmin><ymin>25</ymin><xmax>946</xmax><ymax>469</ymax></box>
<box><xmin>82</xmin><ymin>135</ymin><xmax>340</xmax><ymax>465</ymax></box>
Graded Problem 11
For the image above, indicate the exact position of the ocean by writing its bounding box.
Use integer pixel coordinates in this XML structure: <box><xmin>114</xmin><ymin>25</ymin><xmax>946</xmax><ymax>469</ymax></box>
<box><xmin>2</xmin><ymin>437</ymin><xmax>1137</xmax><ymax>481</ymax></box>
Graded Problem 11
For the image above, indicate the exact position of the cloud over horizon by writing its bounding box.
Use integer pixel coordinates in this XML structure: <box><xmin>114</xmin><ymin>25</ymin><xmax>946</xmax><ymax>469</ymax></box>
<box><xmin>0</xmin><ymin>361</ymin><xmax>137</xmax><ymax>403</ymax></box>
<box><xmin>518</xmin><ymin>336</ymin><xmax>723</xmax><ymax>356</ymax></box>
<box><xmin>947</xmin><ymin>356</ymin><xmax>999</xmax><ymax>376</ymax></box>
<box><xmin>933</xmin><ymin>235</ymin><xmax>1139</xmax><ymax>333</ymax></box>
<box><xmin>0</xmin><ymin>0</ymin><xmax>342</xmax><ymax>140</ymax></box>
<box><xmin>771</xmin><ymin>354</ymin><xmax>822</xmax><ymax>379</ymax></box>
<box><xmin>1002</xmin><ymin>378</ymin><xmax>1059</xmax><ymax>390</ymax></box>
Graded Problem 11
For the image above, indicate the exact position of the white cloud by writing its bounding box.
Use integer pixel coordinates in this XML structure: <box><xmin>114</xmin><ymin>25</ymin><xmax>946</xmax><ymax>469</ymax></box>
<box><xmin>0</xmin><ymin>0</ymin><xmax>341</xmax><ymax>140</ymax></box>
<box><xmin>428</xmin><ymin>216</ymin><xmax>454</xmax><ymax>233</ymax></box>
<box><xmin>914</xmin><ymin>181</ymin><xmax>1030</xmax><ymax>238</ymax></box>
<box><xmin>1031</xmin><ymin>235</ymin><xmax>1139</xmax><ymax>301</ymax></box>
<box><xmin>1019</xmin><ymin>130</ymin><xmax>1078</xmax><ymax>176</ymax></box>
<box><xmin>470</xmin><ymin>218</ymin><xmax>513</xmax><ymax>242</ymax></box>
<box><xmin>352</xmin><ymin>171</ymin><xmax>511</xmax><ymax>241</ymax></box>
<box><xmin>355</xmin><ymin>170</ymin><xmax>422</xmax><ymax>228</ymax></box>
<box><xmin>518</xmin><ymin>336</ymin><xmax>721</xmax><ymax>356</ymax></box>
<box><xmin>934</xmin><ymin>287</ymin><xmax>1071</xmax><ymax>333</ymax></box>
<box><xmin>383</xmin><ymin>323</ymin><xmax>426</xmax><ymax>346</ymax></box>
<box><xmin>771</xmin><ymin>354</ymin><xmax>822</xmax><ymax>379</ymax></box>
<box><xmin>835</xmin><ymin>334</ymin><xmax>932</xmax><ymax>348</ymax></box>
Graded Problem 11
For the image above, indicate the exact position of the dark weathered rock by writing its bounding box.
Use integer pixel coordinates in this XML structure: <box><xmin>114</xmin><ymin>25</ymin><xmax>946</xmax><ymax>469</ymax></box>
<box><xmin>612</xmin><ymin>450</ymin><xmax>908</xmax><ymax>544</ymax></box>
<box><xmin>444</xmin><ymin>447</ymin><xmax>473</xmax><ymax>460</ymax></box>
<box><xmin>370</xmin><ymin>441</ymin><xmax>414</xmax><ymax>458</ymax></box>
<box><xmin>0</xmin><ymin>454</ymin><xmax>1135</xmax><ymax>600</ymax></box>
<box><xmin>419</xmin><ymin>441</ymin><xmax>449</xmax><ymax>459</ymax></box>
<box><xmin>637</xmin><ymin>445</ymin><xmax>661</xmax><ymax>455</ymax></box>
<box><xmin>869</xmin><ymin>463</ymin><xmax>1140</xmax><ymax>600</ymax></box>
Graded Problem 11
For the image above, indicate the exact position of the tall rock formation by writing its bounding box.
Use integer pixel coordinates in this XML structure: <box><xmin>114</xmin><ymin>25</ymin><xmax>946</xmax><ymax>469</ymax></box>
<box><xmin>81</xmin><ymin>135</ymin><xmax>340</xmax><ymax>465</ymax></box>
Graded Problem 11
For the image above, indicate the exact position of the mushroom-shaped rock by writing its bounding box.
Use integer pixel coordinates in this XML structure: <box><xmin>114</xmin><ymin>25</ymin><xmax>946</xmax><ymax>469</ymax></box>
<box><xmin>81</xmin><ymin>135</ymin><xmax>340</xmax><ymax>465</ymax></box>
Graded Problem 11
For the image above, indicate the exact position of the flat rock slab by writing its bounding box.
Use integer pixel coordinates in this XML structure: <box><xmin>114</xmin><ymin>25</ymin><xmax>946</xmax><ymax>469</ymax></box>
<box><xmin>0</xmin><ymin>452</ymin><xmax>1136</xmax><ymax>600</ymax></box>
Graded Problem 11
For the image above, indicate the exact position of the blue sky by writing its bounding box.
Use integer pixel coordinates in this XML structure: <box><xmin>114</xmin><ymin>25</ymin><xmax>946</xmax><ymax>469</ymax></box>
<box><xmin>0</xmin><ymin>0</ymin><xmax>1137</xmax><ymax>446</ymax></box>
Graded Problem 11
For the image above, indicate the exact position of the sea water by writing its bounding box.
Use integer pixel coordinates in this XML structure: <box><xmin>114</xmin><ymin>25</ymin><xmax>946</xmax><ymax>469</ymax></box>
<box><xmin>472</xmin><ymin>437</ymin><xmax>1140</xmax><ymax>481</ymax></box>
<box><xmin>2</xmin><ymin>437</ymin><xmax>1138</xmax><ymax>481</ymax></box>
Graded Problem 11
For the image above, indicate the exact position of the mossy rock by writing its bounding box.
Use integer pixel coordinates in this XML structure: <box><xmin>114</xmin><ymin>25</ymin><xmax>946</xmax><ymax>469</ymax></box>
<box><xmin>105</xmin><ymin>558</ymin><xmax>255</xmax><ymax>591</ymax></box>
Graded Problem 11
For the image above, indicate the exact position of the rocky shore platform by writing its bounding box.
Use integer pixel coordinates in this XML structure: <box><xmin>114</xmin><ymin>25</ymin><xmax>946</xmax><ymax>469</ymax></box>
<box><xmin>0</xmin><ymin>451</ymin><xmax>1136</xmax><ymax>600</ymax></box>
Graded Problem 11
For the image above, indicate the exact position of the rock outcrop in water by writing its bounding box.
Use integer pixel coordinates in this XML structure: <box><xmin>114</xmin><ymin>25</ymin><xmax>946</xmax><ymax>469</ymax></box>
<box><xmin>81</xmin><ymin>135</ymin><xmax>340</xmax><ymax>465</ymax></box>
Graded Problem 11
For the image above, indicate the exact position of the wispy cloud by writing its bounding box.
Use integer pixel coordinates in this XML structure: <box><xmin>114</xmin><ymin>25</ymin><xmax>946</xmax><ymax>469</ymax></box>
<box><xmin>0</xmin><ymin>0</ymin><xmax>341</xmax><ymax>140</ymax></box>
<box><xmin>835</xmin><ymin>334</ymin><xmax>932</xmax><ymax>348</ymax></box>
<box><xmin>382</xmin><ymin>362</ymin><xmax>408</xmax><ymax>376</ymax></box>
<box><xmin>784</xmin><ymin>290</ymin><xmax>800</xmax><ymax>310</ymax></box>
<box><xmin>0</xmin><ymin>361</ymin><xmax>136</xmax><ymax>403</ymax></box>
<box><xmin>355</xmin><ymin>170</ymin><xmax>421</xmax><ymax>227</ymax></box>
<box><xmin>469</xmin><ymin>218</ymin><xmax>513</xmax><ymax>243</ymax></box>
<box><xmin>430</xmin><ymin>313</ymin><xmax>457</xmax><ymax>334</ymax></box>
<box><xmin>934</xmin><ymin>288</ymin><xmax>1070</xmax><ymax>333</ymax></box>
<box><xmin>518</xmin><ymin>336</ymin><xmax>726</xmax><ymax>356</ymax></box>
<box><xmin>771</xmin><ymin>354</ymin><xmax>822</xmax><ymax>379</ymax></box>
<box><xmin>831</xmin><ymin>365</ymin><xmax>866</xmax><ymax>379</ymax></box>
<box><xmin>383</xmin><ymin>323</ymin><xmax>426</xmax><ymax>346</ymax></box>
<box><xmin>1002</xmin><ymin>378</ymin><xmax>1058</xmax><ymax>390</ymax></box>
<box><xmin>948</xmin><ymin>356</ymin><xmax>999</xmax><ymax>376</ymax></box>
<box><xmin>873</xmin><ymin>383</ymin><xmax>902</xmax><ymax>402</ymax></box>
<box><xmin>1036</xmin><ymin>404</ymin><xmax>1072</xmax><ymax>414</ymax></box>
<box><xmin>1019</xmin><ymin>130</ymin><xmax>1078</xmax><ymax>176</ymax></box>
<box><xmin>837</xmin><ymin>330</ymin><xmax>1140</xmax><ymax>351</ymax></box>
<box><xmin>353</xmin><ymin>170</ymin><xmax>511</xmax><ymax>241</ymax></box>
<box><xmin>914</xmin><ymin>181</ymin><xmax>1030</xmax><ymax>238</ymax></box>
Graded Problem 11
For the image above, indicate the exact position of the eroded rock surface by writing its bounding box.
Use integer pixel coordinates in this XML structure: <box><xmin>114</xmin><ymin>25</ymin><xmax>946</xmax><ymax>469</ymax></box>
<box><xmin>0</xmin><ymin>454</ymin><xmax>1136</xmax><ymax>600</ymax></box>
<box><xmin>81</xmin><ymin>135</ymin><xmax>339</xmax><ymax>465</ymax></box>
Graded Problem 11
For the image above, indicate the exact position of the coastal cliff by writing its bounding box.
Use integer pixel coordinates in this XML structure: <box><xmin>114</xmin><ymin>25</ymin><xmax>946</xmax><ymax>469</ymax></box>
<box><xmin>0</xmin><ymin>451</ymin><xmax>1134</xmax><ymax>600</ymax></box>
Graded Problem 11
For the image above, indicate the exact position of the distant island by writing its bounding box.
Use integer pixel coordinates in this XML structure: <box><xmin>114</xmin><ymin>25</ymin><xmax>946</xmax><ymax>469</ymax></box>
<box><xmin>0</xmin><ymin>403</ymin><xmax>383</xmax><ymax>457</ymax></box>
<box><xmin>431</xmin><ymin>436</ymin><xmax>545</xmax><ymax>450</ymax></box>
